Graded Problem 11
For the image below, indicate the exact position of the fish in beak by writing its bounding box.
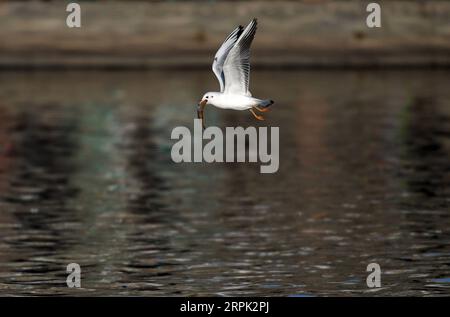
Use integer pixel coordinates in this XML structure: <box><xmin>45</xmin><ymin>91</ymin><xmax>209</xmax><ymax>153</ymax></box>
<box><xmin>197</xmin><ymin>99</ymin><xmax>207</xmax><ymax>130</ymax></box>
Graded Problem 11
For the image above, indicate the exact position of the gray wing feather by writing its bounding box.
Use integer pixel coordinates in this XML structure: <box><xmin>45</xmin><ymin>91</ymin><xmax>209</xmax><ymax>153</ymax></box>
<box><xmin>223</xmin><ymin>18</ymin><xmax>257</xmax><ymax>96</ymax></box>
<box><xmin>212</xmin><ymin>25</ymin><xmax>243</xmax><ymax>92</ymax></box>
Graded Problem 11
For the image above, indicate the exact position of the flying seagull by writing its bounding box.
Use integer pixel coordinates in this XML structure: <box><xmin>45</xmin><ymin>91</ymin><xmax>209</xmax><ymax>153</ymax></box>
<box><xmin>197</xmin><ymin>18</ymin><xmax>274</xmax><ymax>129</ymax></box>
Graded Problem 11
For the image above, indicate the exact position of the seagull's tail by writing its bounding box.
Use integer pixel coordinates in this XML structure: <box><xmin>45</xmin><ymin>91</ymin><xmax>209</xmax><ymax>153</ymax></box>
<box><xmin>258</xmin><ymin>99</ymin><xmax>274</xmax><ymax>108</ymax></box>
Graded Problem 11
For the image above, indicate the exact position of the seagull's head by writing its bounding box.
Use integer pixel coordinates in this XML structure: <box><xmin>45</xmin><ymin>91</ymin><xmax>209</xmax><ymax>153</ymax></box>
<box><xmin>199</xmin><ymin>92</ymin><xmax>219</xmax><ymax>107</ymax></box>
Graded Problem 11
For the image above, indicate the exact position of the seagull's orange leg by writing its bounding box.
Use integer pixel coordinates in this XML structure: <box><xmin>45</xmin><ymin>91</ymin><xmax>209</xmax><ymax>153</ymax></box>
<box><xmin>254</xmin><ymin>106</ymin><xmax>270</xmax><ymax>113</ymax></box>
<box><xmin>249</xmin><ymin>108</ymin><xmax>264</xmax><ymax>121</ymax></box>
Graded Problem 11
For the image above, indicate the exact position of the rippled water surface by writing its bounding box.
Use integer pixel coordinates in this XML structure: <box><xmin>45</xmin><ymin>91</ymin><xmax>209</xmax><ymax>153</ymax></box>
<box><xmin>0</xmin><ymin>70</ymin><xmax>449</xmax><ymax>296</ymax></box>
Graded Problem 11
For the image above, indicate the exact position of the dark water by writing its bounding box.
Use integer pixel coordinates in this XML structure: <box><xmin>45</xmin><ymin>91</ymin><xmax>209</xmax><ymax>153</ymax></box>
<box><xmin>0</xmin><ymin>70</ymin><xmax>449</xmax><ymax>296</ymax></box>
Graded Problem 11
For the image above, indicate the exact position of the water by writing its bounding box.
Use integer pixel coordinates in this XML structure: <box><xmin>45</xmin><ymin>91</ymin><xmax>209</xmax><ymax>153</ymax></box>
<box><xmin>0</xmin><ymin>70</ymin><xmax>449</xmax><ymax>296</ymax></box>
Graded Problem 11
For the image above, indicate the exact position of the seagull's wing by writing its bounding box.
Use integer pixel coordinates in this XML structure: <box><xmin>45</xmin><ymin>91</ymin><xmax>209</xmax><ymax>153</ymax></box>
<box><xmin>223</xmin><ymin>18</ymin><xmax>257</xmax><ymax>96</ymax></box>
<box><xmin>212</xmin><ymin>25</ymin><xmax>243</xmax><ymax>92</ymax></box>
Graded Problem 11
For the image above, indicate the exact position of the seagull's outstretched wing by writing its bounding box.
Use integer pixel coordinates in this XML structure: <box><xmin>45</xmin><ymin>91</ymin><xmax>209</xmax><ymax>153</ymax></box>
<box><xmin>212</xmin><ymin>25</ymin><xmax>243</xmax><ymax>92</ymax></box>
<box><xmin>223</xmin><ymin>18</ymin><xmax>257</xmax><ymax>96</ymax></box>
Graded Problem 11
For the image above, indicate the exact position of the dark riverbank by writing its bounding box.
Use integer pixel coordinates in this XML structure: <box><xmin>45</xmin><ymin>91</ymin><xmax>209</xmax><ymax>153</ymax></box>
<box><xmin>1</xmin><ymin>1</ymin><xmax>450</xmax><ymax>69</ymax></box>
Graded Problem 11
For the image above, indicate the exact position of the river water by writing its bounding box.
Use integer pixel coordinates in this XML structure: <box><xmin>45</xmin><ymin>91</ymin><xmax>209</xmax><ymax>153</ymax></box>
<box><xmin>0</xmin><ymin>70</ymin><xmax>449</xmax><ymax>296</ymax></box>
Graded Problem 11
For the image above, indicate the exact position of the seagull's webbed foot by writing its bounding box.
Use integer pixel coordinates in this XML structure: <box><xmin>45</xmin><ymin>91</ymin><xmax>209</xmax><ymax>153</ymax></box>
<box><xmin>254</xmin><ymin>106</ymin><xmax>271</xmax><ymax>113</ymax></box>
<box><xmin>250</xmin><ymin>108</ymin><xmax>265</xmax><ymax>121</ymax></box>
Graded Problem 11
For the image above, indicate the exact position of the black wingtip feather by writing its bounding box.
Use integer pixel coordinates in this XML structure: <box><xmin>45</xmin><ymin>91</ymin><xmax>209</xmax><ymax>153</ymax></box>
<box><xmin>237</xmin><ymin>25</ymin><xmax>244</xmax><ymax>38</ymax></box>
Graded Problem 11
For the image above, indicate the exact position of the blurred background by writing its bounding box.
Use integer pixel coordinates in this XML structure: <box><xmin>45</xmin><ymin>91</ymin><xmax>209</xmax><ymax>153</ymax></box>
<box><xmin>1</xmin><ymin>0</ymin><xmax>450</xmax><ymax>68</ymax></box>
<box><xmin>0</xmin><ymin>0</ymin><xmax>449</xmax><ymax>296</ymax></box>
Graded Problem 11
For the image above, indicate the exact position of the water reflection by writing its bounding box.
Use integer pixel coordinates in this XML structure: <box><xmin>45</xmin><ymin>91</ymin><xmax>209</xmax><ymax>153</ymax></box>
<box><xmin>395</xmin><ymin>94</ymin><xmax>450</xmax><ymax>294</ymax></box>
<box><xmin>0</xmin><ymin>70</ymin><xmax>449</xmax><ymax>296</ymax></box>
<box><xmin>399</xmin><ymin>95</ymin><xmax>450</xmax><ymax>204</ymax></box>
<box><xmin>117</xmin><ymin>108</ymin><xmax>184</xmax><ymax>295</ymax></box>
<box><xmin>0</xmin><ymin>104</ymin><xmax>81</xmax><ymax>295</ymax></box>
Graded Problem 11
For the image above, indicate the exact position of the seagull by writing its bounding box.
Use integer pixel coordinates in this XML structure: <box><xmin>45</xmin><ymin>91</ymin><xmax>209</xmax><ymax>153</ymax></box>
<box><xmin>197</xmin><ymin>18</ymin><xmax>274</xmax><ymax>129</ymax></box>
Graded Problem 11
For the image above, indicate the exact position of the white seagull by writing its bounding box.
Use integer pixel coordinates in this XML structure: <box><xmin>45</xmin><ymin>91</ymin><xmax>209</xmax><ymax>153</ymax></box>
<box><xmin>198</xmin><ymin>18</ymin><xmax>274</xmax><ymax>128</ymax></box>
